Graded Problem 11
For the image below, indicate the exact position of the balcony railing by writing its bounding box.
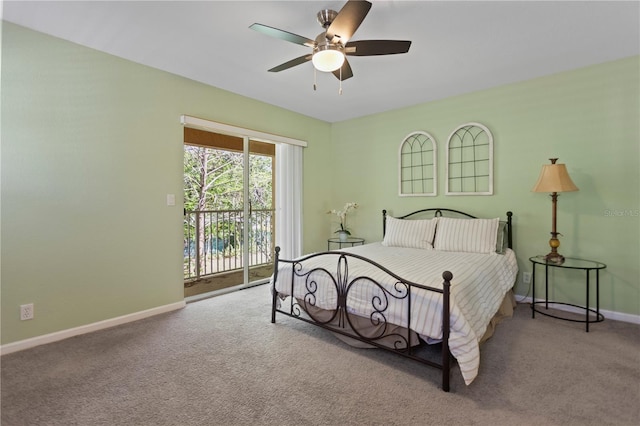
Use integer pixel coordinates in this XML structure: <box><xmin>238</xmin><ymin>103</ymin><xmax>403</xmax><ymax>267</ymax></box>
<box><xmin>184</xmin><ymin>208</ymin><xmax>275</xmax><ymax>281</ymax></box>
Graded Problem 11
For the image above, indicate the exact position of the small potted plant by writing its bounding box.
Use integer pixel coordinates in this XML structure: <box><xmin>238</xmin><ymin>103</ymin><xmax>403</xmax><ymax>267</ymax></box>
<box><xmin>327</xmin><ymin>202</ymin><xmax>358</xmax><ymax>242</ymax></box>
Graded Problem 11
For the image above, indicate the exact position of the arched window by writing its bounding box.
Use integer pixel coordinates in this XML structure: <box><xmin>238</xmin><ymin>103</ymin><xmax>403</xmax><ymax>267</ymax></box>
<box><xmin>399</xmin><ymin>131</ymin><xmax>437</xmax><ymax>196</ymax></box>
<box><xmin>446</xmin><ymin>123</ymin><xmax>493</xmax><ymax>195</ymax></box>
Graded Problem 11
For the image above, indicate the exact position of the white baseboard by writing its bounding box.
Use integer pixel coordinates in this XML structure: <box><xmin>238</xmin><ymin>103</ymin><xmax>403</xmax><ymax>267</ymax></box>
<box><xmin>0</xmin><ymin>301</ymin><xmax>186</xmax><ymax>356</ymax></box>
<box><xmin>517</xmin><ymin>296</ymin><xmax>640</xmax><ymax>325</ymax></box>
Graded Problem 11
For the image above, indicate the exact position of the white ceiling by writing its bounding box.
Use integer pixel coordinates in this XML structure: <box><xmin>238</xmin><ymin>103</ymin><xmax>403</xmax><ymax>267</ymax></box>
<box><xmin>3</xmin><ymin>1</ymin><xmax>639</xmax><ymax>123</ymax></box>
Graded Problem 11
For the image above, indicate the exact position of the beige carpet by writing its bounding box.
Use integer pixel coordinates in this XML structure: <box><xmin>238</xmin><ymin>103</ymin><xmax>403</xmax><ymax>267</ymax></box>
<box><xmin>2</xmin><ymin>284</ymin><xmax>639</xmax><ymax>425</ymax></box>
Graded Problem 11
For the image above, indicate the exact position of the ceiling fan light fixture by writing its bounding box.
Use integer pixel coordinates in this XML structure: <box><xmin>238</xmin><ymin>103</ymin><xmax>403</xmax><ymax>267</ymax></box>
<box><xmin>312</xmin><ymin>46</ymin><xmax>345</xmax><ymax>72</ymax></box>
<box><xmin>251</xmin><ymin>0</ymin><xmax>410</xmax><ymax>81</ymax></box>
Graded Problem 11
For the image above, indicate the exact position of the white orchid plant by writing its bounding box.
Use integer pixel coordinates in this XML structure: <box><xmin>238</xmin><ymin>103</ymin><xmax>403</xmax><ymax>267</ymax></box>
<box><xmin>327</xmin><ymin>202</ymin><xmax>359</xmax><ymax>235</ymax></box>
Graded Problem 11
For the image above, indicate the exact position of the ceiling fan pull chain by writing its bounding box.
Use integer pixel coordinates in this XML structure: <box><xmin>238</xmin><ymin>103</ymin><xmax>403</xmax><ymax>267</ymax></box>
<box><xmin>313</xmin><ymin>67</ymin><xmax>317</xmax><ymax>91</ymax></box>
<box><xmin>339</xmin><ymin>67</ymin><xmax>343</xmax><ymax>95</ymax></box>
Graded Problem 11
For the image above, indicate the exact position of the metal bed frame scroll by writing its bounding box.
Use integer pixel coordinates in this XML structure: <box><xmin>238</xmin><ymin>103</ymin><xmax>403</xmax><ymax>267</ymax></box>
<box><xmin>271</xmin><ymin>208</ymin><xmax>514</xmax><ymax>392</ymax></box>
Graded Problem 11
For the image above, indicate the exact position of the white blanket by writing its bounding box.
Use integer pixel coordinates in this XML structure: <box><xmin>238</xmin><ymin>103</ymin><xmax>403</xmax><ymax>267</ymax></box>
<box><xmin>273</xmin><ymin>243</ymin><xmax>518</xmax><ymax>385</ymax></box>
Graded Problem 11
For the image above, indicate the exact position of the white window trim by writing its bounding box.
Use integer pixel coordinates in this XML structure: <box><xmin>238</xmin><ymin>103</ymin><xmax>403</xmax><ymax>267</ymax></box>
<box><xmin>181</xmin><ymin>115</ymin><xmax>307</xmax><ymax>147</ymax></box>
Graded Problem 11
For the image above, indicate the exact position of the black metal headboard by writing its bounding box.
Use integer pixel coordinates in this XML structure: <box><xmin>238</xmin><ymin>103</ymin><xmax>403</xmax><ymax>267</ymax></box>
<box><xmin>382</xmin><ymin>208</ymin><xmax>513</xmax><ymax>249</ymax></box>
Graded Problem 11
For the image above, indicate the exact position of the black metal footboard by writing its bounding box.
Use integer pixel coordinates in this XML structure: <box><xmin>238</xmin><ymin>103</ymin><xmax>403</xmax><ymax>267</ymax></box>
<box><xmin>270</xmin><ymin>247</ymin><xmax>453</xmax><ymax>392</ymax></box>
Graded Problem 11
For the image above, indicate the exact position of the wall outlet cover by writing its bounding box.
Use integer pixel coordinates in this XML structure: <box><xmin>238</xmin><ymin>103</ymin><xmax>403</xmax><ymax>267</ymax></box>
<box><xmin>20</xmin><ymin>303</ymin><xmax>34</xmax><ymax>320</ymax></box>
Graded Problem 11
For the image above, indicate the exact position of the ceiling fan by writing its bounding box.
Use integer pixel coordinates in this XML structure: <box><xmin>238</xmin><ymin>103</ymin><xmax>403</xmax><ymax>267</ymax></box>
<box><xmin>249</xmin><ymin>0</ymin><xmax>411</xmax><ymax>83</ymax></box>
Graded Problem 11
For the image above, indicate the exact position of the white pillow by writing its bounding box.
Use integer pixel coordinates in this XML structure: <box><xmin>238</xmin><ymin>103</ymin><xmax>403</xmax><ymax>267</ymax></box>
<box><xmin>382</xmin><ymin>216</ymin><xmax>438</xmax><ymax>250</ymax></box>
<box><xmin>433</xmin><ymin>217</ymin><xmax>500</xmax><ymax>254</ymax></box>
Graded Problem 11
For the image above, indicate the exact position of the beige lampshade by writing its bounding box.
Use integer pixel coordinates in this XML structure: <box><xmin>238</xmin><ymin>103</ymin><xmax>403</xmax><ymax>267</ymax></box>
<box><xmin>532</xmin><ymin>159</ymin><xmax>579</xmax><ymax>193</ymax></box>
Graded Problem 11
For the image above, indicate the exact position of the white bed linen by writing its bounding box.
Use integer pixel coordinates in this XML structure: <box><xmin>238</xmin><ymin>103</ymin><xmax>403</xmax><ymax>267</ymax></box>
<box><xmin>273</xmin><ymin>242</ymin><xmax>518</xmax><ymax>385</ymax></box>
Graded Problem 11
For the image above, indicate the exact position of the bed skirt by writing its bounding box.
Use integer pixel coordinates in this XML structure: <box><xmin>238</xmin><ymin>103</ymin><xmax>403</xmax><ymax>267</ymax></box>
<box><xmin>296</xmin><ymin>289</ymin><xmax>516</xmax><ymax>349</ymax></box>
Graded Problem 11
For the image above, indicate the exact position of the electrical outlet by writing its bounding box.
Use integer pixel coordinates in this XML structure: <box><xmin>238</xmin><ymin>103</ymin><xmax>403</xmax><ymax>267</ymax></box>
<box><xmin>20</xmin><ymin>303</ymin><xmax>34</xmax><ymax>321</ymax></box>
<box><xmin>523</xmin><ymin>272</ymin><xmax>532</xmax><ymax>285</ymax></box>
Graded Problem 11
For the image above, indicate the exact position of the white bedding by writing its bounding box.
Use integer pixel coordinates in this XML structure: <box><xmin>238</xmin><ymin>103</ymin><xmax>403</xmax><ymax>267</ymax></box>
<box><xmin>273</xmin><ymin>242</ymin><xmax>518</xmax><ymax>385</ymax></box>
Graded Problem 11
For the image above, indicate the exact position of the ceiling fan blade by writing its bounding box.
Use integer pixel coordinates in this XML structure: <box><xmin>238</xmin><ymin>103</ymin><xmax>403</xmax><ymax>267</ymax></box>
<box><xmin>268</xmin><ymin>54</ymin><xmax>312</xmax><ymax>72</ymax></box>
<box><xmin>332</xmin><ymin>58</ymin><xmax>354</xmax><ymax>81</ymax></box>
<box><xmin>250</xmin><ymin>23</ymin><xmax>315</xmax><ymax>47</ymax></box>
<box><xmin>345</xmin><ymin>40</ymin><xmax>412</xmax><ymax>56</ymax></box>
<box><xmin>326</xmin><ymin>0</ymin><xmax>372</xmax><ymax>45</ymax></box>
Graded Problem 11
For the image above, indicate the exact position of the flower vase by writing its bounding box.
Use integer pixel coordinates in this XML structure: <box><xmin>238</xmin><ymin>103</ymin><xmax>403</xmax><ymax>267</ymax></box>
<box><xmin>338</xmin><ymin>231</ymin><xmax>349</xmax><ymax>242</ymax></box>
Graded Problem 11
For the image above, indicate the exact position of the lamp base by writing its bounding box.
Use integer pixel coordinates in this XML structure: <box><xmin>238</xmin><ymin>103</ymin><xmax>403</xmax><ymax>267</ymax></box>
<box><xmin>544</xmin><ymin>252</ymin><xmax>565</xmax><ymax>264</ymax></box>
<box><xmin>544</xmin><ymin>235</ymin><xmax>565</xmax><ymax>264</ymax></box>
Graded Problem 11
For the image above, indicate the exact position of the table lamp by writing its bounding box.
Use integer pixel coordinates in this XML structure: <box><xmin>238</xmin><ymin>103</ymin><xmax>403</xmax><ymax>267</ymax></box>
<box><xmin>532</xmin><ymin>158</ymin><xmax>579</xmax><ymax>264</ymax></box>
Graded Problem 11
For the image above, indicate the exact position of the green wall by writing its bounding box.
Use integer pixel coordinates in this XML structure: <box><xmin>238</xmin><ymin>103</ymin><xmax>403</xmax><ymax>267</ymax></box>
<box><xmin>330</xmin><ymin>56</ymin><xmax>639</xmax><ymax>317</ymax></box>
<box><xmin>0</xmin><ymin>23</ymin><xmax>332</xmax><ymax>345</ymax></box>
<box><xmin>2</xmin><ymin>23</ymin><xmax>638</xmax><ymax>346</ymax></box>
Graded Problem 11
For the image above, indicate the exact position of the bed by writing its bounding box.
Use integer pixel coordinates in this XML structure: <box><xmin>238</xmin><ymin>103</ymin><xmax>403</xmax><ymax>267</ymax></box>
<box><xmin>270</xmin><ymin>208</ymin><xmax>518</xmax><ymax>391</ymax></box>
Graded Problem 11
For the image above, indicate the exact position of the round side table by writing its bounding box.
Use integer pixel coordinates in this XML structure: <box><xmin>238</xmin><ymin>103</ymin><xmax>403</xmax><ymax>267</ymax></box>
<box><xmin>327</xmin><ymin>237</ymin><xmax>365</xmax><ymax>250</ymax></box>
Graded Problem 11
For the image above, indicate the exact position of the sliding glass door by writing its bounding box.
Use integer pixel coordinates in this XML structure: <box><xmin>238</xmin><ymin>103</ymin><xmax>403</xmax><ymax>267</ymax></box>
<box><xmin>183</xmin><ymin>131</ymin><xmax>275</xmax><ymax>298</ymax></box>
<box><xmin>245</xmin><ymin>139</ymin><xmax>276</xmax><ymax>285</ymax></box>
<box><xmin>181</xmin><ymin>115</ymin><xmax>305</xmax><ymax>299</ymax></box>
